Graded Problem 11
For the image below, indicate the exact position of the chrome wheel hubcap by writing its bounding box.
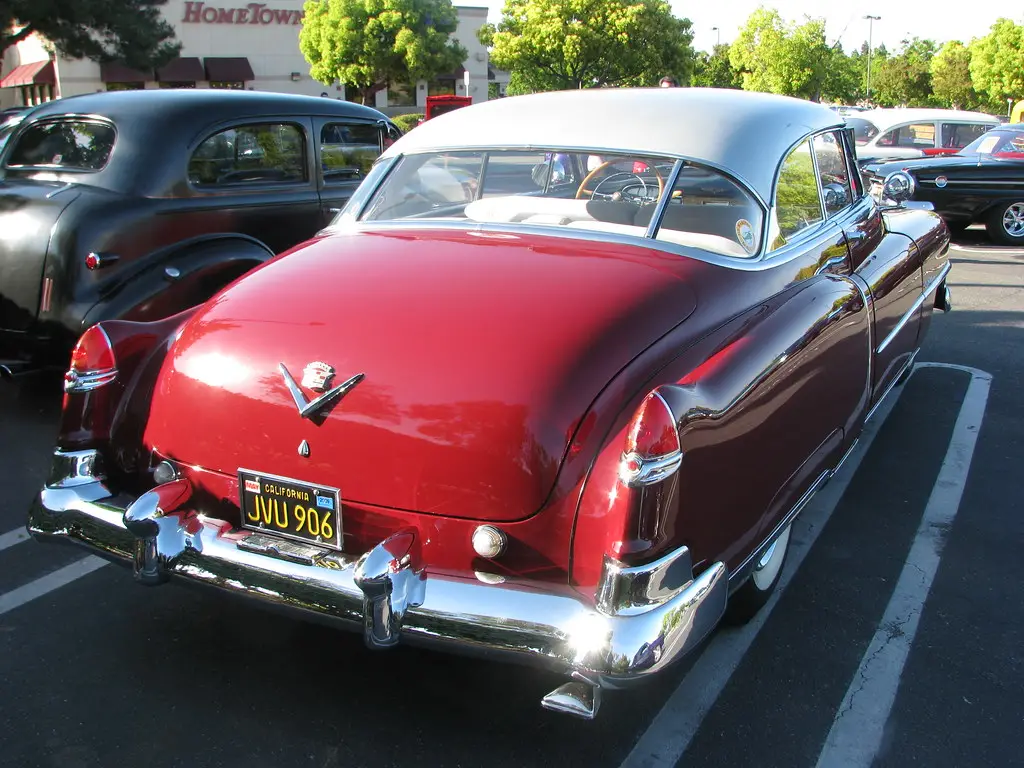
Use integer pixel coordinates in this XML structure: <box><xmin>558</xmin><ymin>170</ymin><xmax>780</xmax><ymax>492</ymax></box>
<box><xmin>1002</xmin><ymin>203</ymin><xmax>1024</xmax><ymax>237</ymax></box>
<box><xmin>752</xmin><ymin>524</ymin><xmax>791</xmax><ymax>591</ymax></box>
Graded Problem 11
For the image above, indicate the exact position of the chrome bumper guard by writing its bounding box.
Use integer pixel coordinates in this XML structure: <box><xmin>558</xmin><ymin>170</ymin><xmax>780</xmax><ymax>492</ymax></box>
<box><xmin>27</xmin><ymin>451</ymin><xmax>728</xmax><ymax>719</ymax></box>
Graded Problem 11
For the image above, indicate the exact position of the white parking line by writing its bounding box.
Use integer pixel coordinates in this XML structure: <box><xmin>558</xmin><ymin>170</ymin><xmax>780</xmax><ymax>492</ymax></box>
<box><xmin>619</xmin><ymin>367</ymin><xmax>911</xmax><ymax>768</ymax></box>
<box><xmin>815</xmin><ymin>364</ymin><xmax>992</xmax><ymax>768</ymax></box>
<box><xmin>0</xmin><ymin>556</ymin><xmax>108</xmax><ymax>617</ymax></box>
<box><xmin>0</xmin><ymin>526</ymin><xmax>30</xmax><ymax>553</ymax></box>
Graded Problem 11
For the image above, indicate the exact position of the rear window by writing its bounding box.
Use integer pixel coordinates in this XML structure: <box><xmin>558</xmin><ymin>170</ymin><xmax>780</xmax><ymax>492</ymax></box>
<box><xmin>845</xmin><ymin>118</ymin><xmax>879</xmax><ymax>145</ymax></box>
<box><xmin>5</xmin><ymin>119</ymin><xmax>115</xmax><ymax>171</ymax></box>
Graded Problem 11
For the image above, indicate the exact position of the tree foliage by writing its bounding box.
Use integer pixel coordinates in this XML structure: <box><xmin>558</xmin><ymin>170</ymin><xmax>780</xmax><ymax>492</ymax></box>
<box><xmin>968</xmin><ymin>18</ymin><xmax>1024</xmax><ymax>106</ymax></box>
<box><xmin>729</xmin><ymin>8</ymin><xmax>833</xmax><ymax>100</ymax></box>
<box><xmin>871</xmin><ymin>38</ymin><xmax>936</xmax><ymax>107</ymax></box>
<box><xmin>1</xmin><ymin>0</ymin><xmax>181</xmax><ymax>70</ymax></box>
<box><xmin>299</xmin><ymin>0</ymin><xmax>467</xmax><ymax>104</ymax></box>
<box><xmin>931</xmin><ymin>41</ymin><xmax>977</xmax><ymax>109</ymax></box>
<box><xmin>692</xmin><ymin>44</ymin><xmax>740</xmax><ymax>89</ymax></box>
<box><xmin>479</xmin><ymin>0</ymin><xmax>694</xmax><ymax>94</ymax></box>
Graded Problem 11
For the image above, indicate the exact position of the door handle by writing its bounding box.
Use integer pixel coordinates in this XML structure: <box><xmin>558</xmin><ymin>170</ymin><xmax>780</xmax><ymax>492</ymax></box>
<box><xmin>327</xmin><ymin>207</ymin><xmax>342</xmax><ymax>214</ymax></box>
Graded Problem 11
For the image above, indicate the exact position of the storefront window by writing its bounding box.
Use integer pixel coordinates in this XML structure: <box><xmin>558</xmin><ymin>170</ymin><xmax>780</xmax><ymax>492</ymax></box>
<box><xmin>429</xmin><ymin>81</ymin><xmax>455</xmax><ymax>96</ymax></box>
<box><xmin>210</xmin><ymin>81</ymin><xmax>245</xmax><ymax>90</ymax></box>
<box><xmin>387</xmin><ymin>83</ymin><xmax>416</xmax><ymax>107</ymax></box>
<box><xmin>106</xmin><ymin>82</ymin><xmax>144</xmax><ymax>91</ymax></box>
<box><xmin>159</xmin><ymin>81</ymin><xmax>196</xmax><ymax>89</ymax></box>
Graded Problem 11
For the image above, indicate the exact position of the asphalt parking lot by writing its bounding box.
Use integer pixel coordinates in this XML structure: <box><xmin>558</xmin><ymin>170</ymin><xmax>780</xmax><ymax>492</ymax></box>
<box><xmin>1</xmin><ymin>226</ymin><xmax>1021</xmax><ymax>768</ymax></box>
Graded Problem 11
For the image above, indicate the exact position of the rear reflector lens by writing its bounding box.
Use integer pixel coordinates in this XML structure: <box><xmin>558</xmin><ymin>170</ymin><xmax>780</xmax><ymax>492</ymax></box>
<box><xmin>64</xmin><ymin>325</ymin><xmax>118</xmax><ymax>393</ymax></box>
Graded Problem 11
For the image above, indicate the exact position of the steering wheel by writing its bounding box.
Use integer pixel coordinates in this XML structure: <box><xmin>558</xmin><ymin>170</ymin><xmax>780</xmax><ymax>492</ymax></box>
<box><xmin>576</xmin><ymin>160</ymin><xmax>665</xmax><ymax>201</ymax></box>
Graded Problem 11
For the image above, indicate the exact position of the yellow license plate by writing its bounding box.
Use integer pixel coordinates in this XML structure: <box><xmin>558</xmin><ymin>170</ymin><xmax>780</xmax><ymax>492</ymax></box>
<box><xmin>238</xmin><ymin>469</ymin><xmax>342</xmax><ymax>550</ymax></box>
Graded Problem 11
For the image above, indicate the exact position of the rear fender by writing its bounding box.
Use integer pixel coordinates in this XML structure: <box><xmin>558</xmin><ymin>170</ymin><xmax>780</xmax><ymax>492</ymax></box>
<box><xmin>570</xmin><ymin>274</ymin><xmax>871</xmax><ymax>592</ymax></box>
<box><xmin>80</xmin><ymin>235</ymin><xmax>273</xmax><ymax>329</ymax></box>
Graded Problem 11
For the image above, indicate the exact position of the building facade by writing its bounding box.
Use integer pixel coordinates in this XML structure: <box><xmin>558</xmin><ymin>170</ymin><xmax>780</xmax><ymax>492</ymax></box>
<box><xmin>1</xmin><ymin>2</ymin><xmax>503</xmax><ymax>115</ymax></box>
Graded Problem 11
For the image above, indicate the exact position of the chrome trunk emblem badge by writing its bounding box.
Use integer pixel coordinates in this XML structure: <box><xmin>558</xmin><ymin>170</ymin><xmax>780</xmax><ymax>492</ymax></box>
<box><xmin>301</xmin><ymin>361</ymin><xmax>335</xmax><ymax>392</ymax></box>
<box><xmin>279</xmin><ymin>363</ymin><xmax>365</xmax><ymax>421</ymax></box>
<box><xmin>298</xmin><ymin>439</ymin><xmax>310</xmax><ymax>457</ymax></box>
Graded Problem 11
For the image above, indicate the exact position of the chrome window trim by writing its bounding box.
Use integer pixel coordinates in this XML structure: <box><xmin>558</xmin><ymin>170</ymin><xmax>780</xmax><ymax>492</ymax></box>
<box><xmin>644</xmin><ymin>159</ymin><xmax>685</xmax><ymax>238</ymax></box>
<box><xmin>876</xmin><ymin>261</ymin><xmax>952</xmax><ymax>354</ymax></box>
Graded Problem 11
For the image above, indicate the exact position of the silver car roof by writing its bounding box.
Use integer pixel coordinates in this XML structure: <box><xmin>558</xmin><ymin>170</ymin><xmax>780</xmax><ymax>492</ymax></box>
<box><xmin>382</xmin><ymin>87</ymin><xmax>846</xmax><ymax>204</ymax></box>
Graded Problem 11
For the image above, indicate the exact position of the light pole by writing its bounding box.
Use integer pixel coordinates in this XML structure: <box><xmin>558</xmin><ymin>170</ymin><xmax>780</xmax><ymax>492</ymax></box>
<box><xmin>864</xmin><ymin>15</ymin><xmax>880</xmax><ymax>102</ymax></box>
<box><xmin>711</xmin><ymin>27</ymin><xmax>720</xmax><ymax>47</ymax></box>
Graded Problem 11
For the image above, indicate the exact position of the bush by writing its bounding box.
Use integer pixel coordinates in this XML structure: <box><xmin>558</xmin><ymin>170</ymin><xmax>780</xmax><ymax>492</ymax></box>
<box><xmin>392</xmin><ymin>113</ymin><xmax>424</xmax><ymax>133</ymax></box>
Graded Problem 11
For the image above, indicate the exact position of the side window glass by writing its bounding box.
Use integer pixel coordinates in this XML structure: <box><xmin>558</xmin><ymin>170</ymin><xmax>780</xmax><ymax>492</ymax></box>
<box><xmin>772</xmin><ymin>139</ymin><xmax>822</xmax><ymax>249</ymax></box>
<box><xmin>320</xmin><ymin>121</ymin><xmax>382</xmax><ymax>183</ymax></box>
<box><xmin>189</xmin><ymin>123</ymin><xmax>306</xmax><ymax>186</ymax></box>
<box><xmin>879</xmin><ymin>123</ymin><xmax>936</xmax><ymax>149</ymax></box>
<box><xmin>943</xmin><ymin>122</ymin><xmax>991</xmax><ymax>149</ymax></box>
<box><xmin>812</xmin><ymin>132</ymin><xmax>852</xmax><ymax>216</ymax></box>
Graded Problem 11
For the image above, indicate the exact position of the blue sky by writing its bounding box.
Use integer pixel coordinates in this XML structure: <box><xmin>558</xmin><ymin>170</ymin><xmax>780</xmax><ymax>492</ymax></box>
<box><xmin>474</xmin><ymin>1</ymin><xmax>1024</xmax><ymax>55</ymax></box>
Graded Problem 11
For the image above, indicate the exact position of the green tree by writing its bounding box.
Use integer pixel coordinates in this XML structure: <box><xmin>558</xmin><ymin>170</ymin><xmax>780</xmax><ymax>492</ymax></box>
<box><xmin>821</xmin><ymin>45</ymin><xmax>859</xmax><ymax>104</ymax></box>
<box><xmin>969</xmin><ymin>18</ymin><xmax>1024</xmax><ymax>109</ymax></box>
<box><xmin>299</xmin><ymin>0</ymin><xmax>467</xmax><ymax>105</ymax></box>
<box><xmin>729</xmin><ymin>8</ymin><xmax>833</xmax><ymax>100</ymax></box>
<box><xmin>850</xmin><ymin>41</ymin><xmax>888</xmax><ymax>103</ymax></box>
<box><xmin>1</xmin><ymin>0</ymin><xmax>180</xmax><ymax>70</ymax></box>
<box><xmin>479</xmin><ymin>0</ymin><xmax>694</xmax><ymax>94</ymax></box>
<box><xmin>871</xmin><ymin>37</ymin><xmax>936</xmax><ymax>107</ymax></box>
<box><xmin>692</xmin><ymin>43</ymin><xmax>740</xmax><ymax>89</ymax></box>
<box><xmin>931</xmin><ymin>41</ymin><xmax>977</xmax><ymax>109</ymax></box>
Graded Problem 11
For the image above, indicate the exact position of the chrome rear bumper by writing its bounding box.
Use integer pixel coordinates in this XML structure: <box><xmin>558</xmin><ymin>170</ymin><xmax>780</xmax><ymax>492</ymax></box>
<box><xmin>27</xmin><ymin>451</ymin><xmax>728</xmax><ymax>719</ymax></box>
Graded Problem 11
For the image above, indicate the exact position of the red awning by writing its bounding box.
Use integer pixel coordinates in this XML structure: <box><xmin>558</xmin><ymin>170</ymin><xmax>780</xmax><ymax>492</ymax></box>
<box><xmin>100</xmin><ymin>62</ymin><xmax>153</xmax><ymax>83</ymax></box>
<box><xmin>0</xmin><ymin>60</ymin><xmax>56</xmax><ymax>88</ymax></box>
<box><xmin>204</xmin><ymin>57</ymin><xmax>255</xmax><ymax>82</ymax></box>
<box><xmin>156</xmin><ymin>57</ymin><xmax>205</xmax><ymax>82</ymax></box>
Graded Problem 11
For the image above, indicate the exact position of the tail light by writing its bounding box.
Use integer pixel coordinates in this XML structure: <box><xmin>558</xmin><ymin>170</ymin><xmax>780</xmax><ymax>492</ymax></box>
<box><xmin>618</xmin><ymin>391</ymin><xmax>682</xmax><ymax>487</ymax></box>
<box><xmin>608</xmin><ymin>389</ymin><xmax>683</xmax><ymax>562</ymax></box>
<box><xmin>64</xmin><ymin>325</ymin><xmax>118</xmax><ymax>393</ymax></box>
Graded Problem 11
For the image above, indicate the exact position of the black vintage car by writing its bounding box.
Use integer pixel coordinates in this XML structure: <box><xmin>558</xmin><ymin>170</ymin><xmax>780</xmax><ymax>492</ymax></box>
<box><xmin>0</xmin><ymin>90</ymin><xmax>400</xmax><ymax>376</ymax></box>
<box><xmin>862</xmin><ymin>123</ymin><xmax>1024</xmax><ymax>245</ymax></box>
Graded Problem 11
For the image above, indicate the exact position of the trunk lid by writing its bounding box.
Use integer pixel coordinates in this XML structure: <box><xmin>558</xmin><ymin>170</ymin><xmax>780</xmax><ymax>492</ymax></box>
<box><xmin>0</xmin><ymin>180</ymin><xmax>79</xmax><ymax>331</ymax></box>
<box><xmin>143</xmin><ymin>228</ymin><xmax>698</xmax><ymax>521</ymax></box>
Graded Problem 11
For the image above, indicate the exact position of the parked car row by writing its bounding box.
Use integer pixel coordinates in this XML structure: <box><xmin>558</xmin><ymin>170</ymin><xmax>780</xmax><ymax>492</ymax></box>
<box><xmin>862</xmin><ymin>122</ymin><xmax>1024</xmax><ymax>245</ymax></box>
<box><xmin>16</xmin><ymin>87</ymin><xmax>953</xmax><ymax>719</ymax></box>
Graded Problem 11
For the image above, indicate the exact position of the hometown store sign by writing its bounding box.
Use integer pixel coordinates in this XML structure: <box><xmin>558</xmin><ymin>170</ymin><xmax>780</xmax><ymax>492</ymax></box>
<box><xmin>182</xmin><ymin>1</ymin><xmax>304</xmax><ymax>25</ymax></box>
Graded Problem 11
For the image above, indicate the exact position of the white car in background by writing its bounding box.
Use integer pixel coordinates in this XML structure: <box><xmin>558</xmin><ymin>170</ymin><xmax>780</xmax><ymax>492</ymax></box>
<box><xmin>846</xmin><ymin>108</ymin><xmax>1000</xmax><ymax>165</ymax></box>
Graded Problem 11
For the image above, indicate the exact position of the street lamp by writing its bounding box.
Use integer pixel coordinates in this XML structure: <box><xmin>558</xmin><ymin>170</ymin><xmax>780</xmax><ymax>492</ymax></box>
<box><xmin>864</xmin><ymin>15</ymin><xmax>880</xmax><ymax>102</ymax></box>
<box><xmin>711</xmin><ymin>26</ymin><xmax>720</xmax><ymax>47</ymax></box>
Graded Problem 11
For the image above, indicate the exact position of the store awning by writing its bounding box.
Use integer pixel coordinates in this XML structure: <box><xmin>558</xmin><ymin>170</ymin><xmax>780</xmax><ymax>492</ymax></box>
<box><xmin>100</xmin><ymin>62</ymin><xmax>153</xmax><ymax>83</ymax></box>
<box><xmin>156</xmin><ymin>57</ymin><xmax>205</xmax><ymax>82</ymax></box>
<box><xmin>204</xmin><ymin>57</ymin><xmax>255</xmax><ymax>82</ymax></box>
<box><xmin>0</xmin><ymin>60</ymin><xmax>55</xmax><ymax>88</ymax></box>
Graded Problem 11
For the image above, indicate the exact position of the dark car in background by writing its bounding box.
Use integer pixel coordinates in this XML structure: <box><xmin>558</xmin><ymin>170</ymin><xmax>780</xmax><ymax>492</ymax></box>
<box><xmin>863</xmin><ymin>123</ymin><xmax>1024</xmax><ymax>244</ymax></box>
<box><xmin>0</xmin><ymin>89</ymin><xmax>400</xmax><ymax>376</ymax></box>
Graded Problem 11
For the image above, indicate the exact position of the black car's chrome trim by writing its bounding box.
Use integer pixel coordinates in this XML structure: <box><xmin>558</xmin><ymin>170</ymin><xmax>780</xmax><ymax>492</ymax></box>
<box><xmin>877</xmin><ymin>261</ymin><xmax>951</xmax><ymax>354</ymax></box>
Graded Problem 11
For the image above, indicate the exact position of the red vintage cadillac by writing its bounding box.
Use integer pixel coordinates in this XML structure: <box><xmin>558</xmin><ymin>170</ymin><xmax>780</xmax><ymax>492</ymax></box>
<box><xmin>28</xmin><ymin>88</ymin><xmax>951</xmax><ymax>719</ymax></box>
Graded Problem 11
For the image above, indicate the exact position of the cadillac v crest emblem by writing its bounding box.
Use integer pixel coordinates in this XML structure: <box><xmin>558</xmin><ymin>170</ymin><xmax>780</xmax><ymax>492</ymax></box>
<box><xmin>301</xmin><ymin>361</ymin><xmax>335</xmax><ymax>392</ymax></box>
<box><xmin>279</xmin><ymin>362</ymin><xmax>364</xmax><ymax>420</ymax></box>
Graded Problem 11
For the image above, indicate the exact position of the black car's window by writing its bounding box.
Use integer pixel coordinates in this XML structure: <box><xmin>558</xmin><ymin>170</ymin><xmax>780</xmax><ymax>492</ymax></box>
<box><xmin>812</xmin><ymin>131</ymin><xmax>853</xmax><ymax>216</ymax></box>
<box><xmin>189</xmin><ymin>123</ymin><xmax>307</xmax><ymax>186</ymax></box>
<box><xmin>876</xmin><ymin>123</ymin><xmax>936</xmax><ymax>149</ymax></box>
<box><xmin>321</xmin><ymin>122</ymin><xmax>382</xmax><ymax>184</ymax></box>
<box><xmin>771</xmin><ymin>139</ymin><xmax>823</xmax><ymax>249</ymax></box>
<box><xmin>942</xmin><ymin>122</ymin><xmax>993</xmax><ymax>149</ymax></box>
<box><xmin>5</xmin><ymin>119</ymin><xmax>115</xmax><ymax>171</ymax></box>
<box><xmin>845</xmin><ymin>117</ymin><xmax>879</xmax><ymax>146</ymax></box>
